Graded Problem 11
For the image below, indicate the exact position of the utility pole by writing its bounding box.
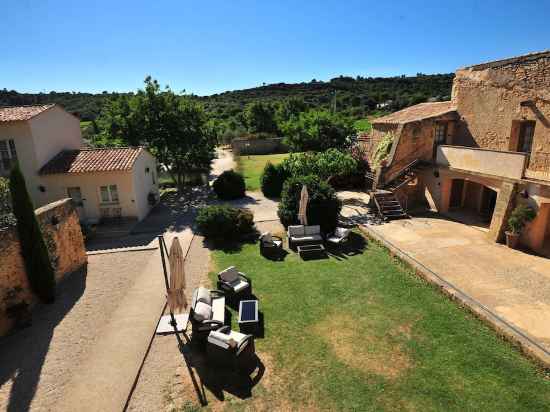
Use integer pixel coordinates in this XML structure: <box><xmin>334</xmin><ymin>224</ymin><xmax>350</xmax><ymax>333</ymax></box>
<box><xmin>333</xmin><ymin>90</ymin><xmax>337</xmax><ymax>113</ymax></box>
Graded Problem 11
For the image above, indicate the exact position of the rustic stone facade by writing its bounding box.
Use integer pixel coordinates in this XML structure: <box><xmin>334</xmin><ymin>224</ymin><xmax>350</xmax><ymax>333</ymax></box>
<box><xmin>0</xmin><ymin>198</ymin><xmax>87</xmax><ymax>336</ymax></box>
<box><xmin>368</xmin><ymin>51</ymin><xmax>550</xmax><ymax>255</ymax></box>
<box><xmin>452</xmin><ymin>52</ymin><xmax>550</xmax><ymax>176</ymax></box>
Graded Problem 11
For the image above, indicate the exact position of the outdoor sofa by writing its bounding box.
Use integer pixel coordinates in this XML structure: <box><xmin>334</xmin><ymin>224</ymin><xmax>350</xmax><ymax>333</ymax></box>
<box><xmin>287</xmin><ymin>225</ymin><xmax>323</xmax><ymax>249</ymax></box>
<box><xmin>189</xmin><ymin>287</ymin><xmax>226</xmax><ymax>341</ymax></box>
<box><xmin>206</xmin><ymin>326</ymin><xmax>255</xmax><ymax>370</ymax></box>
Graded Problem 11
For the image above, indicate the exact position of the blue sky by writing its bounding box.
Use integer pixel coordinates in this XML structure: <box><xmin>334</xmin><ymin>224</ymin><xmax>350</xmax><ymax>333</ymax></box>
<box><xmin>2</xmin><ymin>0</ymin><xmax>549</xmax><ymax>95</ymax></box>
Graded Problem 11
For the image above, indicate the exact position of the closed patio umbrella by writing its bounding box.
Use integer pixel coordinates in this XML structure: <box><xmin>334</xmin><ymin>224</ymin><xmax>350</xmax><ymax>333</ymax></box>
<box><xmin>167</xmin><ymin>237</ymin><xmax>187</xmax><ymax>313</ymax></box>
<box><xmin>156</xmin><ymin>235</ymin><xmax>189</xmax><ymax>334</ymax></box>
<box><xmin>298</xmin><ymin>185</ymin><xmax>309</xmax><ymax>225</ymax></box>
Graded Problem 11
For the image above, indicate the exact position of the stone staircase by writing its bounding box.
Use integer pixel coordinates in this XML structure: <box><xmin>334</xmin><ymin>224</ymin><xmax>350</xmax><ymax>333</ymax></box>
<box><xmin>372</xmin><ymin>190</ymin><xmax>408</xmax><ymax>220</ymax></box>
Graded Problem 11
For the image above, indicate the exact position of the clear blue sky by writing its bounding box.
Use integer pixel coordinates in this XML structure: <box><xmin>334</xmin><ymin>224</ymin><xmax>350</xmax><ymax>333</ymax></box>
<box><xmin>2</xmin><ymin>0</ymin><xmax>549</xmax><ymax>96</ymax></box>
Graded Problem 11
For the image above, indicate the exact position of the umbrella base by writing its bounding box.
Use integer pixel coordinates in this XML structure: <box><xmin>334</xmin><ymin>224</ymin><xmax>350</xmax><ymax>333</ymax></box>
<box><xmin>156</xmin><ymin>313</ymin><xmax>189</xmax><ymax>334</ymax></box>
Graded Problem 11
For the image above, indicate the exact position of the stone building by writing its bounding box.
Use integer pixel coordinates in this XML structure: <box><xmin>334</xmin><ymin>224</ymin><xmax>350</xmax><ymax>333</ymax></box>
<box><xmin>363</xmin><ymin>50</ymin><xmax>550</xmax><ymax>256</ymax></box>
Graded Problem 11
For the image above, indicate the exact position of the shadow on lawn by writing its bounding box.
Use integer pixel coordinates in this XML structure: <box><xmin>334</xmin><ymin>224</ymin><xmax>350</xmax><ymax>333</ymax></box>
<box><xmin>0</xmin><ymin>265</ymin><xmax>87</xmax><ymax>412</ymax></box>
<box><xmin>172</xmin><ymin>331</ymin><xmax>265</xmax><ymax>407</ymax></box>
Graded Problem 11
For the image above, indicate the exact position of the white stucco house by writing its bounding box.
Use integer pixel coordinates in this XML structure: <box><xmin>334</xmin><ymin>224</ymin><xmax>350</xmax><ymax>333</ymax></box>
<box><xmin>0</xmin><ymin>104</ymin><xmax>159</xmax><ymax>223</ymax></box>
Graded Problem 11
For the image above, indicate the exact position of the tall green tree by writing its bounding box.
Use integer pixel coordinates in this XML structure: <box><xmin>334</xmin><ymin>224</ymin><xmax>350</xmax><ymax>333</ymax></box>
<box><xmin>0</xmin><ymin>177</ymin><xmax>14</xmax><ymax>228</ymax></box>
<box><xmin>95</xmin><ymin>77</ymin><xmax>217</xmax><ymax>189</ymax></box>
<box><xmin>243</xmin><ymin>101</ymin><xmax>278</xmax><ymax>135</ymax></box>
<box><xmin>9</xmin><ymin>166</ymin><xmax>56</xmax><ymax>303</ymax></box>
<box><xmin>281</xmin><ymin>110</ymin><xmax>354</xmax><ymax>152</ymax></box>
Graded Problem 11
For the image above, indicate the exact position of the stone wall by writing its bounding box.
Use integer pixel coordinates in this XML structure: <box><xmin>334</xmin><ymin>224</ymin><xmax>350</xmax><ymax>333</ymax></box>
<box><xmin>0</xmin><ymin>198</ymin><xmax>87</xmax><ymax>336</ymax></box>
<box><xmin>452</xmin><ymin>54</ymin><xmax>550</xmax><ymax>159</ymax></box>
<box><xmin>232</xmin><ymin>138</ymin><xmax>288</xmax><ymax>155</ymax></box>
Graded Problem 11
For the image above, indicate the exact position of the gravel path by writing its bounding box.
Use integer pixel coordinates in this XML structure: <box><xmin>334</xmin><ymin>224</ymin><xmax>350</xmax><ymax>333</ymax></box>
<box><xmin>126</xmin><ymin>234</ymin><xmax>211</xmax><ymax>412</ymax></box>
<box><xmin>0</xmin><ymin>250</ymin><xmax>154</xmax><ymax>412</ymax></box>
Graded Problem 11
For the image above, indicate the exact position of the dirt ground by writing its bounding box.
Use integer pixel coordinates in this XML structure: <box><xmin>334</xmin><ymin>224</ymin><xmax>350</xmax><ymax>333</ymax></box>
<box><xmin>0</xmin><ymin>250</ymin><xmax>154</xmax><ymax>412</ymax></box>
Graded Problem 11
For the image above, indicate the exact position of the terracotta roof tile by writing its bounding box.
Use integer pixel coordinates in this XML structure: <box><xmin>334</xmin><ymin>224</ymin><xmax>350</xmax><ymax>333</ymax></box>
<box><xmin>372</xmin><ymin>101</ymin><xmax>456</xmax><ymax>125</ymax></box>
<box><xmin>40</xmin><ymin>147</ymin><xmax>144</xmax><ymax>175</ymax></box>
<box><xmin>0</xmin><ymin>104</ymin><xmax>55</xmax><ymax>122</ymax></box>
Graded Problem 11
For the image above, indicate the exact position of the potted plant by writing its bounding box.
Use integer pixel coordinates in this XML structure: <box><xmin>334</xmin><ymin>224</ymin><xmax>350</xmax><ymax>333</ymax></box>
<box><xmin>505</xmin><ymin>205</ymin><xmax>536</xmax><ymax>249</ymax></box>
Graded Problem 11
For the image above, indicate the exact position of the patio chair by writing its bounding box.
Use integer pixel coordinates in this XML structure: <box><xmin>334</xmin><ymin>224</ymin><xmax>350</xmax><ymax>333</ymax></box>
<box><xmin>259</xmin><ymin>232</ymin><xmax>284</xmax><ymax>259</ymax></box>
<box><xmin>206</xmin><ymin>326</ymin><xmax>255</xmax><ymax>371</ymax></box>
<box><xmin>217</xmin><ymin>266</ymin><xmax>251</xmax><ymax>302</ymax></box>
<box><xmin>189</xmin><ymin>287</ymin><xmax>226</xmax><ymax>342</ymax></box>
<box><xmin>326</xmin><ymin>227</ymin><xmax>351</xmax><ymax>247</ymax></box>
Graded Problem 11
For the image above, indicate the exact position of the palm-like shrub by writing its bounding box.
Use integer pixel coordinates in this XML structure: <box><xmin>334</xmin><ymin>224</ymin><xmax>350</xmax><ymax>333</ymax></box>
<box><xmin>261</xmin><ymin>162</ymin><xmax>290</xmax><ymax>198</ymax></box>
<box><xmin>277</xmin><ymin>175</ymin><xmax>342</xmax><ymax>233</ymax></box>
<box><xmin>196</xmin><ymin>205</ymin><xmax>255</xmax><ymax>240</ymax></box>
<box><xmin>213</xmin><ymin>170</ymin><xmax>246</xmax><ymax>200</ymax></box>
<box><xmin>9</xmin><ymin>165</ymin><xmax>55</xmax><ymax>303</ymax></box>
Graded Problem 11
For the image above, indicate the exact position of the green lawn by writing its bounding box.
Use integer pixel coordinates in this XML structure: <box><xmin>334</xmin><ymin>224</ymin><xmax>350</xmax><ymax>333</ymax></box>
<box><xmin>208</xmin><ymin>233</ymin><xmax>550</xmax><ymax>411</ymax></box>
<box><xmin>236</xmin><ymin>153</ymin><xmax>290</xmax><ymax>191</ymax></box>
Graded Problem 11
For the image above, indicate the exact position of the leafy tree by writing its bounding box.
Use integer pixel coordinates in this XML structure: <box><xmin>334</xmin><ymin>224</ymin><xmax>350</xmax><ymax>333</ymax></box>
<box><xmin>243</xmin><ymin>101</ymin><xmax>278</xmax><ymax>135</ymax></box>
<box><xmin>281</xmin><ymin>110</ymin><xmax>354</xmax><ymax>152</ymax></box>
<box><xmin>95</xmin><ymin>77</ymin><xmax>216</xmax><ymax>189</ymax></box>
<box><xmin>275</xmin><ymin>97</ymin><xmax>307</xmax><ymax>124</ymax></box>
<box><xmin>9</xmin><ymin>166</ymin><xmax>56</xmax><ymax>303</ymax></box>
<box><xmin>261</xmin><ymin>162</ymin><xmax>290</xmax><ymax>198</ymax></box>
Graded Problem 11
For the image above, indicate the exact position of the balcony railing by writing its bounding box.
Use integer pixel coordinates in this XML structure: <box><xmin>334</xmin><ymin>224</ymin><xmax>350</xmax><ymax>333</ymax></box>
<box><xmin>436</xmin><ymin>145</ymin><xmax>528</xmax><ymax>180</ymax></box>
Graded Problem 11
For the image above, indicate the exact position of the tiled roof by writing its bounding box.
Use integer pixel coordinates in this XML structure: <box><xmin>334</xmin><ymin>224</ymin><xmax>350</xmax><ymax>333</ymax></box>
<box><xmin>0</xmin><ymin>104</ymin><xmax>55</xmax><ymax>122</ymax></box>
<box><xmin>40</xmin><ymin>147</ymin><xmax>144</xmax><ymax>175</ymax></box>
<box><xmin>372</xmin><ymin>101</ymin><xmax>456</xmax><ymax>125</ymax></box>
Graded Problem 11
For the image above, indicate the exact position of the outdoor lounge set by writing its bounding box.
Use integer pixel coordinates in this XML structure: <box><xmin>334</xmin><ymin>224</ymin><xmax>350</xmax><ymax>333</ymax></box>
<box><xmin>285</xmin><ymin>224</ymin><xmax>351</xmax><ymax>259</ymax></box>
<box><xmin>187</xmin><ymin>267</ymin><xmax>259</xmax><ymax>370</ymax></box>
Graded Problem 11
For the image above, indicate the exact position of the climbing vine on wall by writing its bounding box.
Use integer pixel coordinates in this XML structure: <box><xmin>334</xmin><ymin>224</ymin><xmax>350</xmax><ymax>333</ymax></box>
<box><xmin>372</xmin><ymin>132</ymin><xmax>394</xmax><ymax>167</ymax></box>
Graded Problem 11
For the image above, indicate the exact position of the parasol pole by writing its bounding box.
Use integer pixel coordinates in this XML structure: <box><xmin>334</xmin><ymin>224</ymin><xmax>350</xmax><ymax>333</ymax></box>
<box><xmin>158</xmin><ymin>235</ymin><xmax>177</xmax><ymax>328</ymax></box>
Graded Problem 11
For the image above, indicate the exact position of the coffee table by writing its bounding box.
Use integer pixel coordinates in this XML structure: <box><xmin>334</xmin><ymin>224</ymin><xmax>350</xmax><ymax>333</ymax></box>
<box><xmin>238</xmin><ymin>299</ymin><xmax>259</xmax><ymax>334</ymax></box>
<box><xmin>297</xmin><ymin>243</ymin><xmax>326</xmax><ymax>259</ymax></box>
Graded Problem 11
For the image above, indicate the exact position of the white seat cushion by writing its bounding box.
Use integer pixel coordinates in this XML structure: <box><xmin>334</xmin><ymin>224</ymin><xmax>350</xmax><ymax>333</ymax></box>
<box><xmin>211</xmin><ymin>296</ymin><xmax>225</xmax><ymax>323</ymax></box>
<box><xmin>260</xmin><ymin>232</ymin><xmax>272</xmax><ymax>242</ymax></box>
<box><xmin>193</xmin><ymin>286</ymin><xmax>211</xmax><ymax>307</ymax></box>
<box><xmin>208</xmin><ymin>330</ymin><xmax>236</xmax><ymax>349</ymax></box>
<box><xmin>273</xmin><ymin>239</ymin><xmax>282</xmax><ymax>247</ymax></box>
<box><xmin>193</xmin><ymin>301</ymin><xmax>212</xmax><ymax>322</ymax></box>
<box><xmin>294</xmin><ymin>234</ymin><xmax>323</xmax><ymax>242</ymax></box>
<box><xmin>304</xmin><ymin>225</ymin><xmax>321</xmax><ymax>235</ymax></box>
<box><xmin>288</xmin><ymin>225</ymin><xmax>305</xmax><ymax>237</ymax></box>
<box><xmin>219</xmin><ymin>266</ymin><xmax>240</xmax><ymax>283</ymax></box>
<box><xmin>335</xmin><ymin>227</ymin><xmax>350</xmax><ymax>238</ymax></box>
<box><xmin>231</xmin><ymin>279</ymin><xmax>249</xmax><ymax>293</ymax></box>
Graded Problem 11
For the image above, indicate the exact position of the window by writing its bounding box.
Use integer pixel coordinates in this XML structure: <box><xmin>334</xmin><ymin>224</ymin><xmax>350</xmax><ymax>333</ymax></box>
<box><xmin>99</xmin><ymin>185</ymin><xmax>119</xmax><ymax>203</ymax></box>
<box><xmin>0</xmin><ymin>139</ymin><xmax>17</xmax><ymax>172</ymax></box>
<box><xmin>518</xmin><ymin>121</ymin><xmax>535</xmax><ymax>153</ymax></box>
<box><xmin>434</xmin><ymin>123</ymin><xmax>448</xmax><ymax>145</ymax></box>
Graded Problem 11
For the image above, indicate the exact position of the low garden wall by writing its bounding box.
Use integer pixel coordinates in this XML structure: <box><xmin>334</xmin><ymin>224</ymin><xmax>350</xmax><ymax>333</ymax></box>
<box><xmin>0</xmin><ymin>198</ymin><xmax>87</xmax><ymax>336</ymax></box>
<box><xmin>232</xmin><ymin>137</ymin><xmax>288</xmax><ymax>155</ymax></box>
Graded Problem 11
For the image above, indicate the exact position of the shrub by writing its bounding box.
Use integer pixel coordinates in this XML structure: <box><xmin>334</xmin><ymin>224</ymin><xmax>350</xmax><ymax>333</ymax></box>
<box><xmin>260</xmin><ymin>162</ymin><xmax>290</xmax><ymax>198</ymax></box>
<box><xmin>196</xmin><ymin>205</ymin><xmax>255</xmax><ymax>240</ymax></box>
<box><xmin>0</xmin><ymin>177</ymin><xmax>15</xmax><ymax>228</ymax></box>
<box><xmin>213</xmin><ymin>170</ymin><xmax>246</xmax><ymax>200</ymax></box>
<box><xmin>507</xmin><ymin>205</ymin><xmax>536</xmax><ymax>234</ymax></box>
<box><xmin>278</xmin><ymin>175</ymin><xmax>342</xmax><ymax>233</ymax></box>
<box><xmin>9</xmin><ymin>165</ymin><xmax>56</xmax><ymax>303</ymax></box>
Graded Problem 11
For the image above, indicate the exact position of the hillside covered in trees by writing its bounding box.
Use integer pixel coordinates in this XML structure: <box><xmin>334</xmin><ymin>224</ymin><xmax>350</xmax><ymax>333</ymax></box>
<box><xmin>1</xmin><ymin>73</ymin><xmax>453</xmax><ymax>124</ymax></box>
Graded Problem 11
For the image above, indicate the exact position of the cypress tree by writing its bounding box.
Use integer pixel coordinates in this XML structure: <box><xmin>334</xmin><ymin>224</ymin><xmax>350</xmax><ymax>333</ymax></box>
<box><xmin>9</xmin><ymin>165</ymin><xmax>55</xmax><ymax>303</ymax></box>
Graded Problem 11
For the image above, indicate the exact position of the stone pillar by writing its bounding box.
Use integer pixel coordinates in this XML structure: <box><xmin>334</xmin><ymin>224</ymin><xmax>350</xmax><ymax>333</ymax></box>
<box><xmin>488</xmin><ymin>182</ymin><xmax>517</xmax><ymax>243</ymax></box>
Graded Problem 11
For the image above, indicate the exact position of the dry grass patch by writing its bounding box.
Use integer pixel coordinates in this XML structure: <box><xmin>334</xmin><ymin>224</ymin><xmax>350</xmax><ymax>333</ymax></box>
<box><xmin>312</xmin><ymin>312</ymin><xmax>412</xmax><ymax>381</ymax></box>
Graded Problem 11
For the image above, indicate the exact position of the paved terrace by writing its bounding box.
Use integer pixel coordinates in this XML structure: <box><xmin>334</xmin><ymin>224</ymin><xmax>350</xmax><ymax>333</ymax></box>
<box><xmin>361</xmin><ymin>214</ymin><xmax>550</xmax><ymax>367</ymax></box>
